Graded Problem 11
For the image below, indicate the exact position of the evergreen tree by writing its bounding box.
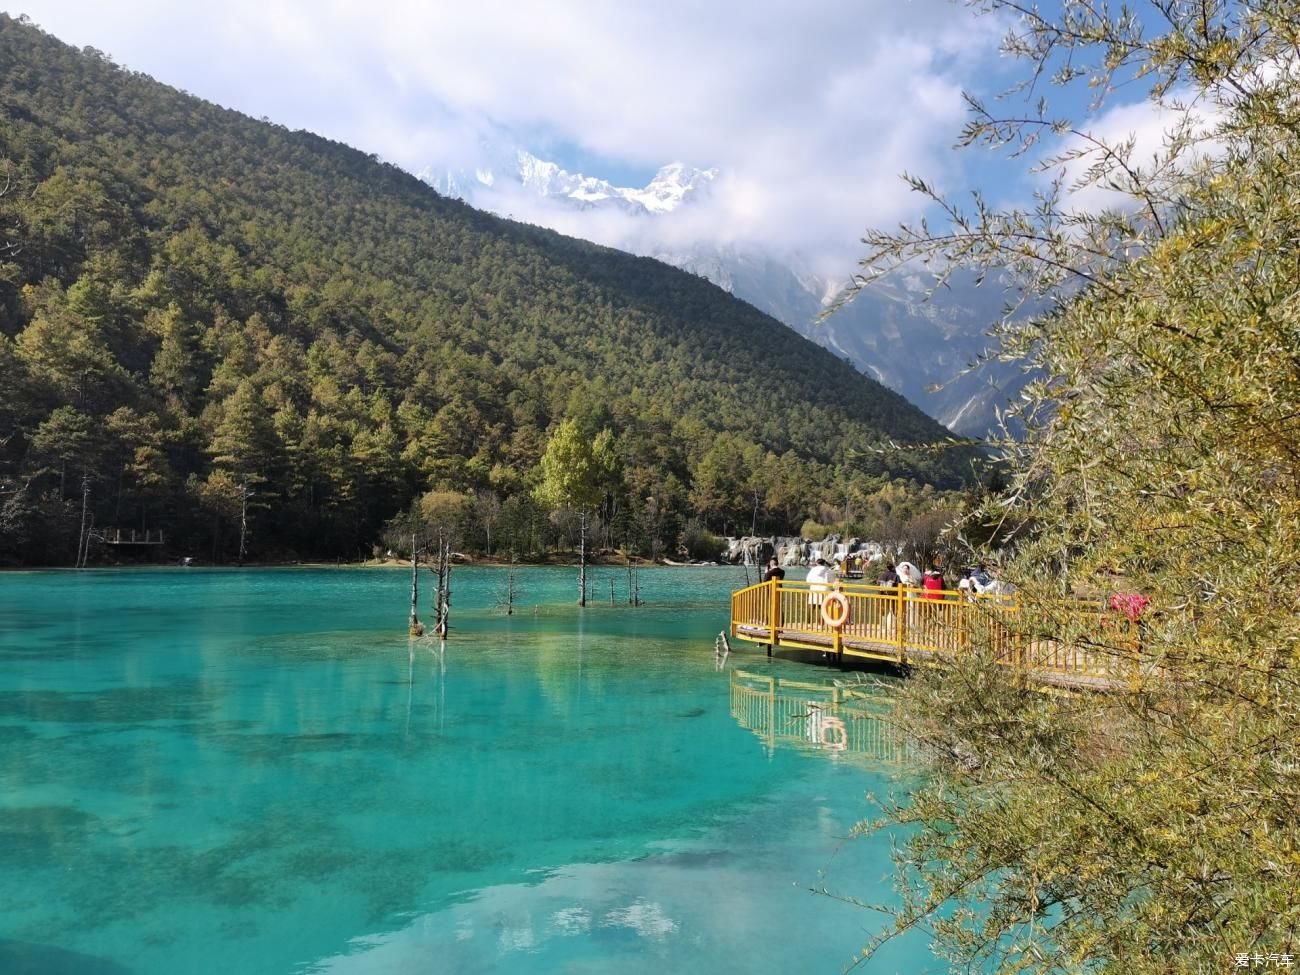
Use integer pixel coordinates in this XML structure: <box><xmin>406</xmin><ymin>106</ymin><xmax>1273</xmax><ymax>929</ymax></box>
<box><xmin>29</xmin><ymin>404</ymin><xmax>101</xmax><ymax>500</ymax></box>
<box><xmin>147</xmin><ymin>303</ymin><xmax>202</xmax><ymax>406</ymax></box>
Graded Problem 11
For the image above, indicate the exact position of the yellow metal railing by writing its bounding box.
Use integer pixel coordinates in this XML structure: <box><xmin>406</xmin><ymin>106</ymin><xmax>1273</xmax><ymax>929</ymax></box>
<box><xmin>730</xmin><ymin>579</ymin><xmax>1141</xmax><ymax>691</ymax></box>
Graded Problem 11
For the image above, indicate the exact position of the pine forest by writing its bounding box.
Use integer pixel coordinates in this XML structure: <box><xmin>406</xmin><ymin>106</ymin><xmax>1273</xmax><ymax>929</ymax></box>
<box><xmin>0</xmin><ymin>16</ymin><xmax>993</xmax><ymax>567</ymax></box>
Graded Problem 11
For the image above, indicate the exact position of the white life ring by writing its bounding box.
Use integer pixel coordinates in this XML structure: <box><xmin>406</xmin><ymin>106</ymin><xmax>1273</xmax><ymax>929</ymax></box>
<box><xmin>818</xmin><ymin>716</ymin><xmax>848</xmax><ymax>751</ymax></box>
<box><xmin>820</xmin><ymin>591</ymin><xmax>850</xmax><ymax>629</ymax></box>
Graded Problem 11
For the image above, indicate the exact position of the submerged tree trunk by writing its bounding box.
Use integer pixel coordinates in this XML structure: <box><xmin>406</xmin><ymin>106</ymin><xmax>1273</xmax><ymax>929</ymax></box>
<box><xmin>443</xmin><ymin>554</ymin><xmax>452</xmax><ymax>635</ymax></box>
<box><xmin>506</xmin><ymin>553</ymin><xmax>516</xmax><ymax>616</ymax></box>
<box><xmin>408</xmin><ymin>533</ymin><xmax>421</xmax><ymax>633</ymax></box>
<box><xmin>76</xmin><ymin>476</ymin><xmax>91</xmax><ymax>568</ymax></box>
<box><xmin>430</xmin><ymin>536</ymin><xmax>451</xmax><ymax>638</ymax></box>
<box><xmin>578</xmin><ymin>506</ymin><xmax>587</xmax><ymax>607</ymax></box>
<box><xmin>237</xmin><ymin>477</ymin><xmax>250</xmax><ymax>566</ymax></box>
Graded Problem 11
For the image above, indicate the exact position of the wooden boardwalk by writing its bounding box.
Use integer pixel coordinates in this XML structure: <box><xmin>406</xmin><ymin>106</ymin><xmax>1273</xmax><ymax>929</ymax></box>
<box><xmin>730</xmin><ymin>579</ymin><xmax>1143</xmax><ymax>693</ymax></box>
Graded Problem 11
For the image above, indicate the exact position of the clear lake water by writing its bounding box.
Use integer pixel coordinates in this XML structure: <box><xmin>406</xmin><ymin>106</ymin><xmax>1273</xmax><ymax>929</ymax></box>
<box><xmin>0</xmin><ymin>565</ymin><xmax>939</xmax><ymax>974</ymax></box>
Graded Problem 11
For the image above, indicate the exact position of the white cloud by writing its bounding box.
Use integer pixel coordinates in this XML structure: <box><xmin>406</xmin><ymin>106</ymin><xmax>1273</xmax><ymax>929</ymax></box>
<box><xmin>1042</xmin><ymin>91</ymin><xmax>1223</xmax><ymax>219</ymax></box>
<box><xmin>13</xmin><ymin>0</ymin><xmax>1010</xmax><ymax>274</ymax></box>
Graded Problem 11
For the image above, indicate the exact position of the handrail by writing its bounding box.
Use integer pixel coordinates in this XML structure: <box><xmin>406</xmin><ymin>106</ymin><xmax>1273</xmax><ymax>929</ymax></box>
<box><xmin>730</xmin><ymin>579</ymin><xmax>1141</xmax><ymax>692</ymax></box>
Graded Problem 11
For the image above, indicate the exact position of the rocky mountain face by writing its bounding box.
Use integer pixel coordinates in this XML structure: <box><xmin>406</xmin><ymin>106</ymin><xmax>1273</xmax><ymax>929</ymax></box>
<box><xmin>779</xmin><ymin>268</ymin><xmax>1030</xmax><ymax>437</ymax></box>
<box><xmin>420</xmin><ymin>148</ymin><xmax>1028</xmax><ymax>438</ymax></box>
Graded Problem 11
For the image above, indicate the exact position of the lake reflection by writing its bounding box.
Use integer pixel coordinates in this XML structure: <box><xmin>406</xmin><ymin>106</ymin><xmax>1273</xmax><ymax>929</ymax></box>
<box><xmin>729</xmin><ymin>669</ymin><xmax>912</xmax><ymax>768</ymax></box>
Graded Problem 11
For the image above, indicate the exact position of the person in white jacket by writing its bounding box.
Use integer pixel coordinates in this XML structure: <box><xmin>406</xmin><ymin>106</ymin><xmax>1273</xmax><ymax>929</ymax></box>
<box><xmin>892</xmin><ymin>561</ymin><xmax>922</xmax><ymax>629</ymax></box>
<box><xmin>806</xmin><ymin>558</ymin><xmax>836</xmax><ymax>607</ymax></box>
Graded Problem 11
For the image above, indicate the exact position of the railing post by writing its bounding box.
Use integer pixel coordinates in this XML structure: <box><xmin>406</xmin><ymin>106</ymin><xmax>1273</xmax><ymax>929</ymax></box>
<box><xmin>958</xmin><ymin>598</ymin><xmax>968</xmax><ymax>654</ymax></box>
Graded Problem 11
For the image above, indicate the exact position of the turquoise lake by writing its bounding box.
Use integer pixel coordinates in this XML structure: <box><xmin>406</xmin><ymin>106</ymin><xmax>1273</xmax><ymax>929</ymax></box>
<box><xmin>0</xmin><ymin>566</ymin><xmax>934</xmax><ymax>974</ymax></box>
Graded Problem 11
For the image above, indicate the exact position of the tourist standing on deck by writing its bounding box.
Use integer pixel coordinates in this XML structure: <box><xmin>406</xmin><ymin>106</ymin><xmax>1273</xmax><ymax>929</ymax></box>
<box><xmin>922</xmin><ymin>566</ymin><xmax>945</xmax><ymax>631</ymax></box>
<box><xmin>922</xmin><ymin>567</ymin><xmax>945</xmax><ymax>599</ymax></box>
<box><xmin>807</xmin><ymin>557</ymin><xmax>836</xmax><ymax>590</ymax></box>
<box><xmin>806</xmin><ymin>558</ymin><xmax>836</xmax><ymax>612</ymax></box>
<box><xmin>976</xmin><ymin>564</ymin><xmax>1015</xmax><ymax>597</ymax></box>
<box><xmin>895</xmin><ymin>562</ymin><xmax>922</xmax><ymax>629</ymax></box>
<box><xmin>762</xmin><ymin>557</ymin><xmax>785</xmax><ymax>629</ymax></box>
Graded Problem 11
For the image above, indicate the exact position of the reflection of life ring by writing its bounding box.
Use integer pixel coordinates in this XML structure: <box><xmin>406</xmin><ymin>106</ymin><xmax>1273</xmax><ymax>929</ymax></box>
<box><xmin>820</xmin><ymin>592</ymin><xmax>850</xmax><ymax>628</ymax></box>
<box><xmin>819</xmin><ymin>716</ymin><xmax>848</xmax><ymax>751</ymax></box>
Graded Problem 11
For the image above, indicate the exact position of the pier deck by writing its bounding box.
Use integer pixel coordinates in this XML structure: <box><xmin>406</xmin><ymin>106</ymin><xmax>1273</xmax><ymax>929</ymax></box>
<box><xmin>730</xmin><ymin>579</ymin><xmax>1143</xmax><ymax>693</ymax></box>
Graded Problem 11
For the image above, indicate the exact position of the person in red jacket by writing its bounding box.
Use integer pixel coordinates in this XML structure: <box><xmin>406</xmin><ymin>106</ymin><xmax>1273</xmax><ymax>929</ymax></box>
<box><xmin>920</xmin><ymin>567</ymin><xmax>945</xmax><ymax>636</ymax></box>
<box><xmin>922</xmin><ymin>567</ymin><xmax>945</xmax><ymax>599</ymax></box>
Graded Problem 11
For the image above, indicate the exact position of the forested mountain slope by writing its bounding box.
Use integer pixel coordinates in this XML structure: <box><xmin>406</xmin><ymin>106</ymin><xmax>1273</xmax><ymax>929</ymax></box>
<box><xmin>0</xmin><ymin>15</ymin><xmax>975</xmax><ymax>564</ymax></box>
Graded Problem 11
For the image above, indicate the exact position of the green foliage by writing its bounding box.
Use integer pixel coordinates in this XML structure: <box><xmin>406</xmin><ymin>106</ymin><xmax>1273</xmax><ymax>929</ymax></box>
<box><xmin>798</xmin><ymin>478</ymin><xmax>965</xmax><ymax>565</ymax></box>
<box><xmin>848</xmin><ymin>3</ymin><xmax>1300</xmax><ymax>973</ymax></box>
<box><xmin>417</xmin><ymin>489</ymin><xmax>471</xmax><ymax>541</ymax></box>
<box><xmin>533</xmin><ymin>419</ymin><xmax>602</xmax><ymax>512</ymax></box>
<box><xmin>798</xmin><ymin>519</ymin><xmax>831</xmax><ymax>540</ymax></box>
<box><xmin>0</xmin><ymin>15</ymin><xmax>978</xmax><ymax>564</ymax></box>
<box><xmin>678</xmin><ymin>519</ymin><xmax>724</xmax><ymax>562</ymax></box>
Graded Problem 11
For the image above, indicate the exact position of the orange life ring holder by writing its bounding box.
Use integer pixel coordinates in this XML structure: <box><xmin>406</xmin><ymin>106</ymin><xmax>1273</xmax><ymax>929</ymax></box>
<box><xmin>820</xmin><ymin>591</ymin><xmax>850</xmax><ymax>629</ymax></box>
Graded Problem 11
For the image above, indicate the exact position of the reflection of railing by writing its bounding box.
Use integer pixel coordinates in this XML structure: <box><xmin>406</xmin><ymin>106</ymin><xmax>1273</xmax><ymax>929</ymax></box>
<box><xmin>730</xmin><ymin>580</ymin><xmax>1141</xmax><ymax>693</ymax></box>
<box><xmin>729</xmin><ymin>669</ymin><xmax>910</xmax><ymax>767</ymax></box>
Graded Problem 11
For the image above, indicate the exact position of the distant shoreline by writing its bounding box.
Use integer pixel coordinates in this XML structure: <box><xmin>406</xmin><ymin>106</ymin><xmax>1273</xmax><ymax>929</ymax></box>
<box><xmin>0</xmin><ymin>554</ymin><xmax>740</xmax><ymax>572</ymax></box>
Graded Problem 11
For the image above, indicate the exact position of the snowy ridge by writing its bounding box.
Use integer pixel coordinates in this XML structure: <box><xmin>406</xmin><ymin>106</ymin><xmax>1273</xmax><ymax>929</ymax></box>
<box><xmin>422</xmin><ymin>146</ymin><xmax>717</xmax><ymax>216</ymax></box>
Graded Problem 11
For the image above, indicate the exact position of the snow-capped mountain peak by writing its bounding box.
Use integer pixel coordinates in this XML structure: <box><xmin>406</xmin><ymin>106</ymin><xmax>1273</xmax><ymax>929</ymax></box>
<box><xmin>624</xmin><ymin>162</ymin><xmax>718</xmax><ymax>212</ymax></box>
<box><xmin>422</xmin><ymin>145</ymin><xmax>715</xmax><ymax>216</ymax></box>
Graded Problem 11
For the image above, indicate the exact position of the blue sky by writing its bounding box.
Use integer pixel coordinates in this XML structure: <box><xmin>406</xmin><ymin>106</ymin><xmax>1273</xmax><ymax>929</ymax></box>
<box><xmin>7</xmin><ymin>1</ymin><xmax>1176</xmax><ymax>276</ymax></box>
